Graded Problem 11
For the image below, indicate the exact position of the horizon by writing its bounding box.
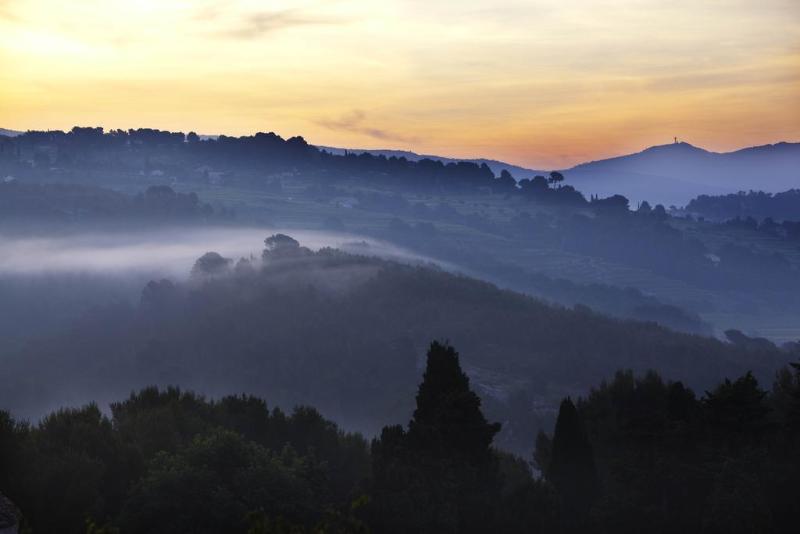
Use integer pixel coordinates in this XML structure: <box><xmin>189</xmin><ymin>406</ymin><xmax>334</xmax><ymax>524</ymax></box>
<box><xmin>3</xmin><ymin>123</ymin><xmax>798</xmax><ymax>172</ymax></box>
<box><xmin>1</xmin><ymin>0</ymin><xmax>798</xmax><ymax>168</ymax></box>
<box><xmin>3</xmin><ymin>3</ymin><xmax>800</xmax><ymax>529</ymax></box>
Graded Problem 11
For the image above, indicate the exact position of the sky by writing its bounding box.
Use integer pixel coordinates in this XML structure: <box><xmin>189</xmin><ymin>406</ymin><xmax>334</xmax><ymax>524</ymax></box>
<box><xmin>0</xmin><ymin>0</ymin><xmax>798</xmax><ymax>168</ymax></box>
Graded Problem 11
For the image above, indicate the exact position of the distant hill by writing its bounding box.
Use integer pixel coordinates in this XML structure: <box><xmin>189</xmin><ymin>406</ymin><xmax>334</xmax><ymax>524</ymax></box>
<box><xmin>7</xmin><ymin>126</ymin><xmax>797</xmax><ymax>208</ymax></box>
<box><xmin>563</xmin><ymin>141</ymin><xmax>800</xmax><ymax>207</ymax></box>
<box><xmin>317</xmin><ymin>145</ymin><xmax>546</xmax><ymax>181</ymax></box>
<box><xmin>0</xmin><ymin>128</ymin><xmax>22</xmax><ymax>137</ymax></box>
<box><xmin>318</xmin><ymin>141</ymin><xmax>800</xmax><ymax>207</ymax></box>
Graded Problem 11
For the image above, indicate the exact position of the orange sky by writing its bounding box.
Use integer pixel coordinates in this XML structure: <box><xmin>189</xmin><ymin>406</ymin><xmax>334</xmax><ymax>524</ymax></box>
<box><xmin>1</xmin><ymin>0</ymin><xmax>798</xmax><ymax>168</ymax></box>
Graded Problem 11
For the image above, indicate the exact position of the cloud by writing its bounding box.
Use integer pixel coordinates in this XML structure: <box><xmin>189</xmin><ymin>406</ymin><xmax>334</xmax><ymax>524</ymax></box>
<box><xmin>645</xmin><ymin>65</ymin><xmax>800</xmax><ymax>92</ymax></box>
<box><xmin>0</xmin><ymin>0</ymin><xmax>18</xmax><ymax>21</ymax></box>
<box><xmin>317</xmin><ymin>110</ymin><xmax>419</xmax><ymax>143</ymax></box>
<box><xmin>217</xmin><ymin>9</ymin><xmax>338</xmax><ymax>39</ymax></box>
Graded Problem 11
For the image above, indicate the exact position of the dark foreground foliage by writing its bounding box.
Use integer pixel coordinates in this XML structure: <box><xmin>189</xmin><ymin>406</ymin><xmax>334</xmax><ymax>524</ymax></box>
<box><xmin>2</xmin><ymin>341</ymin><xmax>800</xmax><ymax>533</ymax></box>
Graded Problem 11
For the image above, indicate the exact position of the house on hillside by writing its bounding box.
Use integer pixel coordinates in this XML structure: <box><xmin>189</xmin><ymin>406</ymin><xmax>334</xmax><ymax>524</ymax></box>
<box><xmin>0</xmin><ymin>493</ymin><xmax>20</xmax><ymax>534</ymax></box>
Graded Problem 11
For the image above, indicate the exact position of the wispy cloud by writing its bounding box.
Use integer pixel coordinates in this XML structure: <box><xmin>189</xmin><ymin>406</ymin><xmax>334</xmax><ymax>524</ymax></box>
<box><xmin>317</xmin><ymin>110</ymin><xmax>419</xmax><ymax>143</ymax></box>
<box><xmin>646</xmin><ymin>65</ymin><xmax>800</xmax><ymax>92</ymax></box>
<box><xmin>216</xmin><ymin>8</ymin><xmax>339</xmax><ymax>40</ymax></box>
<box><xmin>0</xmin><ymin>0</ymin><xmax>19</xmax><ymax>21</ymax></box>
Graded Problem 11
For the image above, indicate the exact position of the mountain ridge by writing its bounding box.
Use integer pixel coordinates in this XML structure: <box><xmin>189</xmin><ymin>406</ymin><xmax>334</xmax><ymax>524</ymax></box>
<box><xmin>6</xmin><ymin>126</ymin><xmax>797</xmax><ymax>206</ymax></box>
<box><xmin>317</xmin><ymin>141</ymin><xmax>799</xmax><ymax>206</ymax></box>
<box><xmin>316</xmin><ymin>145</ymin><xmax>547</xmax><ymax>181</ymax></box>
<box><xmin>564</xmin><ymin>141</ymin><xmax>800</xmax><ymax>206</ymax></box>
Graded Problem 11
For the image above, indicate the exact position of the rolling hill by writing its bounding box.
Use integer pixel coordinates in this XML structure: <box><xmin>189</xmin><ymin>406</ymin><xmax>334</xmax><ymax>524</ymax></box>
<box><xmin>316</xmin><ymin>145</ymin><xmax>547</xmax><ymax>181</ymax></box>
<box><xmin>318</xmin><ymin>141</ymin><xmax>800</xmax><ymax>207</ymax></box>
<box><xmin>1</xmin><ymin>241</ymin><xmax>792</xmax><ymax>453</ymax></box>
<box><xmin>564</xmin><ymin>141</ymin><xmax>800</xmax><ymax>207</ymax></box>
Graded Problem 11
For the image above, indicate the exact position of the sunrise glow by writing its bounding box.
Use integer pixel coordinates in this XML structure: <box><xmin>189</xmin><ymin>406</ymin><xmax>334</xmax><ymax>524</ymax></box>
<box><xmin>1</xmin><ymin>0</ymin><xmax>798</xmax><ymax>168</ymax></box>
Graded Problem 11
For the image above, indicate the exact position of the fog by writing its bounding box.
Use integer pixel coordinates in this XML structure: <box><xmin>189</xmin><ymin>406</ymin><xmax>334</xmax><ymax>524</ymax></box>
<box><xmin>0</xmin><ymin>225</ymin><xmax>454</xmax><ymax>382</ymax></box>
<box><xmin>0</xmin><ymin>226</ymin><xmax>445</xmax><ymax>277</ymax></box>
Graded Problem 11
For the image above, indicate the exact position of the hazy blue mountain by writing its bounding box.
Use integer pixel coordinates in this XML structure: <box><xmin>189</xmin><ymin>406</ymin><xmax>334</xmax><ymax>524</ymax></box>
<box><xmin>563</xmin><ymin>141</ymin><xmax>800</xmax><ymax>207</ymax></box>
<box><xmin>317</xmin><ymin>145</ymin><xmax>547</xmax><ymax>181</ymax></box>
<box><xmin>319</xmin><ymin>141</ymin><xmax>799</xmax><ymax>207</ymax></box>
<box><xmin>11</xmin><ymin>125</ymin><xmax>792</xmax><ymax>207</ymax></box>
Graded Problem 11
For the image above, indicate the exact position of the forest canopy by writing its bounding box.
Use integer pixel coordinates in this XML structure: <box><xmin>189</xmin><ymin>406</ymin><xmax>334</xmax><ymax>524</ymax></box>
<box><xmin>2</xmin><ymin>341</ymin><xmax>799</xmax><ymax>533</ymax></box>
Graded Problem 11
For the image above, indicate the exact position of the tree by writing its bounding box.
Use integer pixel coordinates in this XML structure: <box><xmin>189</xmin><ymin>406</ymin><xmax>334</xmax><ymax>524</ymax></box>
<box><xmin>494</xmin><ymin>169</ymin><xmax>517</xmax><ymax>192</ymax></box>
<box><xmin>548</xmin><ymin>171</ymin><xmax>565</xmax><ymax>188</ymax></box>
<box><xmin>652</xmin><ymin>203</ymin><xmax>668</xmax><ymax>220</ymax></box>
<box><xmin>703</xmin><ymin>372</ymin><xmax>770</xmax><ymax>448</ymax></box>
<box><xmin>519</xmin><ymin>175</ymin><xmax>549</xmax><ymax>195</ymax></box>
<box><xmin>186</xmin><ymin>131</ymin><xmax>200</xmax><ymax>143</ymax></box>
<box><xmin>547</xmin><ymin>398</ymin><xmax>599</xmax><ymax>528</ymax></box>
<box><xmin>191</xmin><ymin>251</ymin><xmax>232</xmax><ymax>277</ymax></box>
<box><xmin>370</xmin><ymin>341</ymin><xmax>501</xmax><ymax>534</ymax></box>
<box><xmin>263</xmin><ymin>234</ymin><xmax>302</xmax><ymax>260</ymax></box>
<box><xmin>409</xmin><ymin>342</ymin><xmax>499</xmax><ymax>456</ymax></box>
<box><xmin>592</xmin><ymin>194</ymin><xmax>629</xmax><ymax>212</ymax></box>
<box><xmin>786</xmin><ymin>361</ymin><xmax>800</xmax><ymax>431</ymax></box>
<box><xmin>119</xmin><ymin>430</ymin><xmax>321</xmax><ymax>534</ymax></box>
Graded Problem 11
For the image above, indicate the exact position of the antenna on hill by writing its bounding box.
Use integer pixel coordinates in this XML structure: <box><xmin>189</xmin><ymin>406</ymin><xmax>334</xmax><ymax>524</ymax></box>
<box><xmin>674</xmin><ymin>136</ymin><xmax>678</xmax><ymax>144</ymax></box>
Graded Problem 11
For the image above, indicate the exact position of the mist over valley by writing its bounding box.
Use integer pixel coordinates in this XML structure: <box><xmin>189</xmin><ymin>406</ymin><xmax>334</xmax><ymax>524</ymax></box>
<box><xmin>1</xmin><ymin>1</ymin><xmax>799</xmax><ymax>528</ymax></box>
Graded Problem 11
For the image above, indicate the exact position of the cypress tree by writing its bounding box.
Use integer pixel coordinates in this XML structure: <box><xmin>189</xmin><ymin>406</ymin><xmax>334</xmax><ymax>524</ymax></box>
<box><xmin>547</xmin><ymin>397</ymin><xmax>600</xmax><ymax>527</ymax></box>
<box><xmin>370</xmin><ymin>341</ymin><xmax>501</xmax><ymax>534</ymax></box>
<box><xmin>408</xmin><ymin>341</ymin><xmax>500</xmax><ymax>460</ymax></box>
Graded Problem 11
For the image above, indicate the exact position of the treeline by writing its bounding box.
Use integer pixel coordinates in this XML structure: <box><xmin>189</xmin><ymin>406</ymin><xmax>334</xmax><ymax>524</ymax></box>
<box><xmin>533</xmin><ymin>362</ymin><xmax>800</xmax><ymax>533</ymax></box>
<box><xmin>686</xmin><ymin>189</ymin><xmax>800</xmax><ymax>223</ymax></box>
<box><xmin>2</xmin><ymin>341</ymin><xmax>799</xmax><ymax>533</ymax></box>
<box><xmin>0</xmin><ymin>182</ymin><xmax>224</xmax><ymax>225</ymax></box>
<box><xmin>0</xmin><ymin>126</ymin><xmax>601</xmax><ymax>202</ymax></box>
<box><xmin>0</xmin><ymin>127</ymin><xmax>509</xmax><ymax>193</ymax></box>
<box><xmin>723</xmin><ymin>215</ymin><xmax>800</xmax><ymax>241</ymax></box>
<box><xmin>376</xmin><ymin>215</ymin><xmax>712</xmax><ymax>335</ymax></box>
<box><xmin>561</xmin><ymin>200</ymin><xmax>800</xmax><ymax>292</ymax></box>
<box><xmin>0</xmin><ymin>386</ymin><xmax>372</xmax><ymax>534</ymax></box>
<box><xmin>375</xmin><ymin>189</ymin><xmax>800</xmax><ymax>299</ymax></box>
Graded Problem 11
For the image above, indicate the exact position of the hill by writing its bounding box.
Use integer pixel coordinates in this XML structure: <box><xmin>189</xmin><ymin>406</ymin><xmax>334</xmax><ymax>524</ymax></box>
<box><xmin>2</xmin><ymin>238</ymin><xmax>792</xmax><ymax>454</ymax></box>
<box><xmin>684</xmin><ymin>189</ymin><xmax>800</xmax><ymax>222</ymax></box>
<box><xmin>316</xmin><ymin>140</ymin><xmax>800</xmax><ymax>207</ymax></box>
<box><xmin>317</xmin><ymin>145</ymin><xmax>546</xmax><ymax>181</ymax></box>
<box><xmin>564</xmin><ymin>141</ymin><xmax>800</xmax><ymax>207</ymax></box>
<box><xmin>4</xmin><ymin>127</ymin><xmax>800</xmax><ymax>341</ymax></box>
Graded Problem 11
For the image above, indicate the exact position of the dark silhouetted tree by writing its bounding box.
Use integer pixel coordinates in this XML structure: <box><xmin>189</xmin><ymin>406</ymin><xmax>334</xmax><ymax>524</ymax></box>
<box><xmin>191</xmin><ymin>251</ymin><xmax>232</xmax><ymax>277</ymax></box>
<box><xmin>495</xmin><ymin>169</ymin><xmax>517</xmax><ymax>192</ymax></box>
<box><xmin>408</xmin><ymin>341</ymin><xmax>500</xmax><ymax>458</ymax></box>
<box><xmin>703</xmin><ymin>372</ymin><xmax>770</xmax><ymax>448</ymax></box>
<box><xmin>263</xmin><ymin>234</ymin><xmax>302</xmax><ymax>260</ymax></box>
<box><xmin>547</xmin><ymin>398</ymin><xmax>599</xmax><ymax>529</ymax></box>
<box><xmin>371</xmin><ymin>341</ymin><xmax>501</xmax><ymax>534</ymax></box>
<box><xmin>548</xmin><ymin>171</ymin><xmax>565</xmax><ymax>188</ymax></box>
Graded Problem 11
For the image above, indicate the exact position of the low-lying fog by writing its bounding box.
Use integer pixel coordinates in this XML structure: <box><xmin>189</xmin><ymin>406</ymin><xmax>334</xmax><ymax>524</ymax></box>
<box><xmin>0</xmin><ymin>225</ymin><xmax>465</xmax><ymax>423</ymax></box>
<box><xmin>0</xmin><ymin>226</ymin><xmax>452</xmax><ymax>377</ymax></box>
<box><xmin>0</xmin><ymin>226</ymin><xmax>442</xmax><ymax>277</ymax></box>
